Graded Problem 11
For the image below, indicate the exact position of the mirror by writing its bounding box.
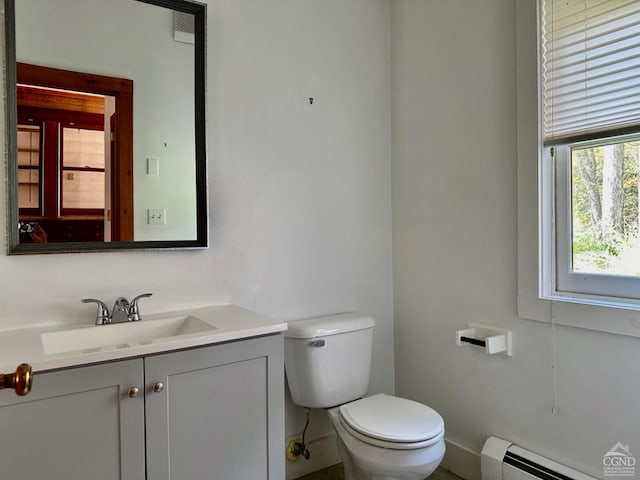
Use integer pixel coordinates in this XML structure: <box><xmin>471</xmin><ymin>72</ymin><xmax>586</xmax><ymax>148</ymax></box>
<box><xmin>4</xmin><ymin>0</ymin><xmax>207</xmax><ymax>254</ymax></box>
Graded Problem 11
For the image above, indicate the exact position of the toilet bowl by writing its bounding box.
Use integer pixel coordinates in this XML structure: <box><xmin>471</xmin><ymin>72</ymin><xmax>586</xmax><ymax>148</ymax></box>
<box><xmin>284</xmin><ymin>313</ymin><xmax>446</xmax><ymax>480</ymax></box>
<box><xmin>327</xmin><ymin>394</ymin><xmax>445</xmax><ymax>480</ymax></box>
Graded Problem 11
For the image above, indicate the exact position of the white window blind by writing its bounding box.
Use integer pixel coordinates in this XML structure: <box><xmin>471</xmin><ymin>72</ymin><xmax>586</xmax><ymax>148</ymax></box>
<box><xmin>542</xmin><ymin>0</ymin><xmax>640</xmax><ymax>142</ymax></box>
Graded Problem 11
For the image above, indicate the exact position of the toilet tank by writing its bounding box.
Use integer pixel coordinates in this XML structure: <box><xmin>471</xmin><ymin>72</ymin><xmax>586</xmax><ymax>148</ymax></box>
<box><xmin>284</xmin><ymin>313</ymin><xmax>375</xmax><ymax>408</ymax></box>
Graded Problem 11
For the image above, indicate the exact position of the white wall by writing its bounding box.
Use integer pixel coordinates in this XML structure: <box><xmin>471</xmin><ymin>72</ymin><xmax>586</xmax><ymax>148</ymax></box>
<box><xmin>1</xmin><ymin>1</ymin><xmax>393</xmax><ymax>477</ymax></box>
<box><xmin>206</xmin><ymin>1</ymin><xmax>393</xmax><ymax>476</ymax></box>
<box><xmin>391</xmin><ymin>1</ymin><xmax>640</xmax><ymax>479</ymax></box>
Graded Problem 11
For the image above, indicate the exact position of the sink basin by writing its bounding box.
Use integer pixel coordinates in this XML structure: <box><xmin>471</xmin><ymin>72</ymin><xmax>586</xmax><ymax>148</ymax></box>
<box><xmin>41</xmin><ymin>316</ymin><xmax>216</xmax><ymax>355</ymax></box>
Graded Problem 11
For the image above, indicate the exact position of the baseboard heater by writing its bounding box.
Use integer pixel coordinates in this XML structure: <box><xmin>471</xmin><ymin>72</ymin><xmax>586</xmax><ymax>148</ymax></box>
<box><xmin>481</xmin><ymin>436</ymin><xmax>596</xmax><ymax>480</ymax></box>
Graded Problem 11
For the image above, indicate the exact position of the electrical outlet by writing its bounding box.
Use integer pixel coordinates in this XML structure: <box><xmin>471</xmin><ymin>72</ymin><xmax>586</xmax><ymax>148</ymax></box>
<box><xmin>147</xmin><ymin>208</ymin><xmax>166</xmax><ymax>225</ymax></box>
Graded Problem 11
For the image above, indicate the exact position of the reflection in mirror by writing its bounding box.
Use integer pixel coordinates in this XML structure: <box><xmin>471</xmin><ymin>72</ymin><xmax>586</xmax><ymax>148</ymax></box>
<box><xmin>17</xmin><ymin>63</ymin><xmax>134</xmax><ymax>244</ymax></box>
<box><xmin>5</xmin><ymin>0</ymin><xmax>207</xmax><ymax>254</ymax></box>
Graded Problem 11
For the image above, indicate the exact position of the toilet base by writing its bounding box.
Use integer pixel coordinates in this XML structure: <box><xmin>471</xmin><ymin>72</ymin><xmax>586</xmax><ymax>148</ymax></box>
<box><xmin>326</xmin><ymin>403</ymin><xmax>444</xmax><ymax>480</ymax></box>
<box><xmin>336</xmin><ymin>434</ymin><xmax>442</xmax><ymax>480</ymax></box>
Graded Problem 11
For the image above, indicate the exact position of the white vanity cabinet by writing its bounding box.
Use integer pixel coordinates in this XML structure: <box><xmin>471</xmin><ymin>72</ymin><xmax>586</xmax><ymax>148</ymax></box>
<box><xmin>0</xmin><ymin>358</ymin><xmax>146</xmax><ymax>480</ymax></box>
<box><xmin>0</xmin><ymin>334</ymin><xmax>284</xmax><ymax>480</ymax></box>
<box><xmin>145</xmin><ymin>334</ymin><xmax>285</xmax><ymax>480</ymax></box>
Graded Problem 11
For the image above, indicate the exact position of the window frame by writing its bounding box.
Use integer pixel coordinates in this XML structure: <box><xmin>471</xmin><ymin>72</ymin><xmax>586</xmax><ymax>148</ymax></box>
<box><xmin>59</xmin><ymin>123</ymin><xmax>106</xmax><ymax>217</ymax></box>
<box><xmin>17</xmin><ymin>113</ymin><xmax>106</xmax><ymax>220</ymax></box>
<box><xmin>543</xmin><ymin>134</ymin><xmax>640</xmax><ymax>307</ymax></box>
<box><xmin>537</xmin><ymin>0</ymin><xmax>640</xmax><ymax>311</ymax></box>
<box><xmin>16</xmin><ymin>122</ymin><xmax>42</xmax><ymax>216</ymax></box>
<box><xmin>515</xmin><ymin>0</ymin><xmax>640</xmax><ymax>339</ymax></box>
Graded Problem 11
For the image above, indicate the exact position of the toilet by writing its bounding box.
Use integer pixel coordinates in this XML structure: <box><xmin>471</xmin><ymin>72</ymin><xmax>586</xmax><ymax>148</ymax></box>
<box><xmin>284</xmin><ymin>313</ymin><xmax>445</xmax><ymax>480</ymax></box>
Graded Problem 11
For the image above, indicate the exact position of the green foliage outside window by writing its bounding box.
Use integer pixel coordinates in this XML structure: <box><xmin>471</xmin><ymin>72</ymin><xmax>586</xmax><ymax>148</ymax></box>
<box><xmin>571</xmin><ymin>140</ymin><xmax>640</xmax><ymax>276</ymax></box>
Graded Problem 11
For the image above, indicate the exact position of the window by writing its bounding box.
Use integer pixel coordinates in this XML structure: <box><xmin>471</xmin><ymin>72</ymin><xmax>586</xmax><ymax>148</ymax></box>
<box><xmin>15</xmin><ymin>63</ymin><xmax>135</xmax><ymax>244</ymax></box>
<box><xmin>17</xmin><ymin>124</ymin><xmax>41</xmax><ymax>213</ymax></box>
<box><xmin>17</xmin><ymin>117</ymin><xmax>106</xmax><ymax>218</ymax></box>
<box><xmin>61</xmin><ymin>126</ymin><xmax>106</xmax><ymax>214</ymax></box>
<box><xmin>16</xmin><ymin>82</ymin><xmax>107</xmax><ymax>220</ymax></box>
<box><xmin>540</xmin><ymin>0</ymin><xmax>640</xmax><ymax>306</ymax></box>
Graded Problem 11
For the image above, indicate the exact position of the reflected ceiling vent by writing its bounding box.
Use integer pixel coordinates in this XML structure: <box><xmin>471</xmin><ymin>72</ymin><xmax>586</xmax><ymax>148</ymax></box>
<box><xmin>173</xmin><ymin>11</ymin><xmax>195</xmax><ymax>44</ymax></box>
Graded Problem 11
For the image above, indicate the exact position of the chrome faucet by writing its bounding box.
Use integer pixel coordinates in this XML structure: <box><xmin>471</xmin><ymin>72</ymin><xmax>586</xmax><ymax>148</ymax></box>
<box><xmin>82</xmin><ymin>293</ymin><xmax>153</xmax><ymax>325</ymax></box>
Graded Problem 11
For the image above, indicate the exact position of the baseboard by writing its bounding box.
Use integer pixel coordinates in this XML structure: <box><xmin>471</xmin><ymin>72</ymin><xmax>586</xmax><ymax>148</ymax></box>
<box><xmin>285</xmin><ymin>431</ymin><xmax>340</xmax><ymax>480</ymax></box>
<box><xmin>441</xmin><ymin>438</ymin><xmax>481</xmax><ymax>480</ymax></box>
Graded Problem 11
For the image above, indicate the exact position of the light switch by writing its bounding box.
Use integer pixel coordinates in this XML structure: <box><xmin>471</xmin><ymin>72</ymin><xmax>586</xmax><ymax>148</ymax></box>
<box><xmin>147</xmin><ymin>157</ymin><xmax>159</xmax><ymax>176</ymax></box>
<box><xmin>148</xmin><ymin>208</ymin><xmax>166</xmax><ymax>225</ymax></box>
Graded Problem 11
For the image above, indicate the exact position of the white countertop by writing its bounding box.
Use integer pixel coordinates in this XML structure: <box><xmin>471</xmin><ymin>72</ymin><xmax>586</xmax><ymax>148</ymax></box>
<box><xmin>0</xmin><ymin>305</ymin><xmax>287</xmax><ymax>372</ymax></box>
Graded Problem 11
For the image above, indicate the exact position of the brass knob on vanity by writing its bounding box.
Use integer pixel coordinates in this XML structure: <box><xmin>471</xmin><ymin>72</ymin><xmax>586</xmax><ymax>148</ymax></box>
<box><xmin>152</xmin><ymin>382</ymin><xmax>164</xmax><ymax>393</ymax></box>
<box><xmin>0</xmin><ymin>363</ymin><xmax>33</xmax><ymax>396</ymax></box>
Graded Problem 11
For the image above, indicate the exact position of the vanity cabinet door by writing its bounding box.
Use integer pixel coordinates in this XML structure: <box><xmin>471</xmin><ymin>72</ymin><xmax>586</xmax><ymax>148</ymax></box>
<box><xmin>0</xmin><ymin>359</ymin><xmax>145</xmax><ymax>480</ymax></box>
<box><xmin>144</xmin><ymin>334</ymin><xmax>285</xmax><ymax>480</ymax></box>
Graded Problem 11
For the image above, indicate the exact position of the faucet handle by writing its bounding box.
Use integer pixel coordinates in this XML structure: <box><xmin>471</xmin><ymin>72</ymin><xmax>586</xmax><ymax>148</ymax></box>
<box><xmin>81</xmin><ymin>298</ymin><xmax>110</xmax><ymax>325</ymax></box>
<box><xmin>128</xmin><ymin>293</ymin><xmax>153</xmax><ymax>321</ymax></box>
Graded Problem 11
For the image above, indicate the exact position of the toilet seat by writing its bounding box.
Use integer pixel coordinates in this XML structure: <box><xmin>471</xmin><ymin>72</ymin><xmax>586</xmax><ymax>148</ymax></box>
<box><xmin>338</xmin><ymin>394</ymin><xmax>444</xmax><ymax>450</ymax></box>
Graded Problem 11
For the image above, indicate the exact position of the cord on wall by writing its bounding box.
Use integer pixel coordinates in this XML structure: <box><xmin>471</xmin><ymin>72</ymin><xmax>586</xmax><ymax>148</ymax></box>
<box><xmin>550</xmin><ymin>301</ymin><xmax>558</xmax><ymax>415</ymax></box>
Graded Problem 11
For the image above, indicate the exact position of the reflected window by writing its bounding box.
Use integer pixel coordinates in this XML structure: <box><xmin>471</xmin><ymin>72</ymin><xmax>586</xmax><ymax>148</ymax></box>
<box><xmin>61</xmin><ymin>127</ymin><xmax>105</xmax><ymax>212</ymax></box>
<box><xmin>17</xmin><ymin>124</ymin><xmax>40</xmax><ymax>212</ymax></box>
<box><xmin>15</xmin><ymin>64</ymin><xmax>134</xmax><ymax>243</ymax></box>
<box><xmin>17</xmin><ymin>84</ymin><xmax>108</xmax><ymax>243</ymax></box>
<box><xmin>17</xmin><ymin>90</ymin><xmax>106</xmax><ymax>219</ymax></box>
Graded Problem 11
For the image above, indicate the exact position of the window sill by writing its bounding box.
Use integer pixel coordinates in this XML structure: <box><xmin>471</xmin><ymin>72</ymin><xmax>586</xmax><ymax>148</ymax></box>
<box><xmin>518</xmin><ymin>293</ymin><xmax>640</xmax><ymax>338</ymax></box>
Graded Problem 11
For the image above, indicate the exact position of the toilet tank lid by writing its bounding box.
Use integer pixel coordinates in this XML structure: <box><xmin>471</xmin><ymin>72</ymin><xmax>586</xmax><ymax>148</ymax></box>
<box><xmin>285</xmin><ymin>313</ymin><xmax>375</xmax><ymax>339</ymax></box>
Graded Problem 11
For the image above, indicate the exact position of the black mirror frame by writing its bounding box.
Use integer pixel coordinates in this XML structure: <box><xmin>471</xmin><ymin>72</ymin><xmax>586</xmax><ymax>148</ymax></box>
<box><xmin>4</xmin><ymin>0</ymin><xmax>208</xmax><ymax>254</ymax></box>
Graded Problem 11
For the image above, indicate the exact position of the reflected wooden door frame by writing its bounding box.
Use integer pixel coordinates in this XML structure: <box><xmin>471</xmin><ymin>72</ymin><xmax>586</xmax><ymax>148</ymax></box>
<box><xmin>16</xmin><ymin>62</ymin><xmax>134</xmax><ymax>242</ymax></box>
